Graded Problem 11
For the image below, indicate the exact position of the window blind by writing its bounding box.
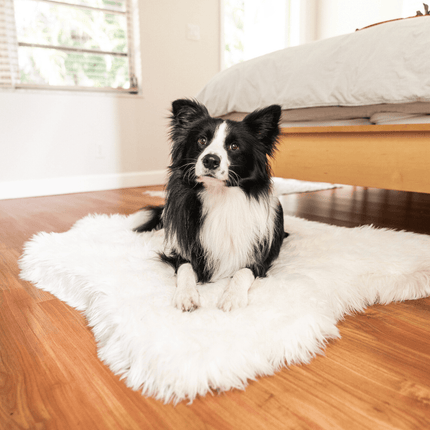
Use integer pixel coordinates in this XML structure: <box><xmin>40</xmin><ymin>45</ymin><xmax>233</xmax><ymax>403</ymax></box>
<box><xmin>0</xmin><ymin>0</ymin><xmax>19</xmax><ymax>88</ymax></box>
<box><xmin>1</xmin><ymin>0</ymin><xmax>138</xmax><ymax>93</ymax></box>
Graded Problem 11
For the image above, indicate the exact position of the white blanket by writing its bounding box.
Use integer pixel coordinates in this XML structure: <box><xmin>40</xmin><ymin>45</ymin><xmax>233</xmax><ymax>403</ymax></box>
<box><xmin>19</xmin><ymin>213</ymin><xmax>430</xmax><ymax>404</ymax></box>
<box><xmin>197</xmin><ymin>17</ymin><xmax>430</xmax><ymax>117</ymax></box>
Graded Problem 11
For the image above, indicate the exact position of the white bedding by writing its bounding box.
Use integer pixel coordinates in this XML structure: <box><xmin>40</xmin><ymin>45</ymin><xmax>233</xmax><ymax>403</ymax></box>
<box><xmin>280</xmin><ymin>114</ymin><xmax>430</xmax><ymax>128</ymax></box>
<box><xmin>197</xmin><ymin>17</ymin><xmax>430</xmax><ymax>118</ymax></box>
<box><xmin>370</xmin><ymin>113</ymin><xmax>430</xmax><ymax>125</ymax></box>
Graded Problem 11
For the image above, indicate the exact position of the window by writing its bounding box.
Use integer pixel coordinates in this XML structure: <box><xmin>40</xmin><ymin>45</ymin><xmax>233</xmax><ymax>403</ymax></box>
<box><xmin>0</xmin><ymin>0</ymin><xmax>138</xmax><ymax>92</ymax></box>
<box><xmin>223</xmin><ymin>0</ymin><xmax>295</xmax><ymax>69</ymax></box>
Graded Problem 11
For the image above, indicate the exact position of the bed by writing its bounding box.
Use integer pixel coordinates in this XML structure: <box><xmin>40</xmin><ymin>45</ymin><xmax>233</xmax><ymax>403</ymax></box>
<box><xmin>196</xmin><ymin>15</ymin><xmax>430</xmax><ymax>194</ymax></box>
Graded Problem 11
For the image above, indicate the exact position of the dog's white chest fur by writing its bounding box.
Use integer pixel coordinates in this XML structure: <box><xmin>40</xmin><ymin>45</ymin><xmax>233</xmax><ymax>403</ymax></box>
<box><xmin>199</xmin><ymin>185</ymin><xmax>277</xmax><ymax>281</ymax></box>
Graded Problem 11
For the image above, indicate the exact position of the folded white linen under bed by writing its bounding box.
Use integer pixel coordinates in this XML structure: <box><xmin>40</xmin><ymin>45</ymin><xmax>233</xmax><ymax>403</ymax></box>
<box><xmin>280</xmin><ymin>114</ymin><xmax>430</xmax><ymax>128</ymax></box>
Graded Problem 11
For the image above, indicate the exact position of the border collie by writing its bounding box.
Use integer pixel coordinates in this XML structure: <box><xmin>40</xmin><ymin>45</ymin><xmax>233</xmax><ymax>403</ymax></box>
<box><xmin>134</xmin><ymin>99</ymin><xmax>287</xmax><ymax>312</ymax></box>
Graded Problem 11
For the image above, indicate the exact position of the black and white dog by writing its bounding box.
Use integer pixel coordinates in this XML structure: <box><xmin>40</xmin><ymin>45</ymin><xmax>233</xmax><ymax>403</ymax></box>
<box><xmin>135</xmin><ymin>99</ymin><xmax>287</xmax><ymax>312</ymax></box>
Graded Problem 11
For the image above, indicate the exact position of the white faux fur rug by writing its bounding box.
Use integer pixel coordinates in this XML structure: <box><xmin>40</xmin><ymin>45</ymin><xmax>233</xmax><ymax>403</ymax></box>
<box><xmin>19</xmin><ymin>214</ymin><xmax>430</xmax><ymax>404</ymax></box>
<box><xmin>143</xmin><ymin>178</ymin><xmax>339</xmax><ymax>199</ymax></box>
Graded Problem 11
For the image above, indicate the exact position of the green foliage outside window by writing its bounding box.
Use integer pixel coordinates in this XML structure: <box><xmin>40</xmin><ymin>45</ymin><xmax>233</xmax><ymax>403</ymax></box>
<box><xmin>15</xmin><ymin>0</ymin><xmax>130</xmax><ymax>89</ymax></box>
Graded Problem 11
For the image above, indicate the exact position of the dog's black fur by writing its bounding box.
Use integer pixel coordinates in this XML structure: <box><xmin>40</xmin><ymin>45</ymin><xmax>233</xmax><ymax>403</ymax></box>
<box><xmin>135</xmin><ymin>99</ymin><xmax>287</xmax><ymax>285</ymax></box>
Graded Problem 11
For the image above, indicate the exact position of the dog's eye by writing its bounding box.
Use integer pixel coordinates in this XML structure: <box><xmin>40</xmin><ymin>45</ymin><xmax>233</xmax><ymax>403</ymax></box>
<box><xmin>198</xmin><ymin>137</ymin><xmax>207</xmax><ymax>146</ymax></box>
<box><xmin>228</xmin><ymin>143</ymin><xmax>239</xmax><ymax>151</ymax></box>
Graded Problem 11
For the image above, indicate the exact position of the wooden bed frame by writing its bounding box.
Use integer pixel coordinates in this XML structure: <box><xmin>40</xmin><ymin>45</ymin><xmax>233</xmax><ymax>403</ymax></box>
<box><xmin>271</xmin><ymin>123</ymin><xmax>430</xmax><ymax>194</ymax></box>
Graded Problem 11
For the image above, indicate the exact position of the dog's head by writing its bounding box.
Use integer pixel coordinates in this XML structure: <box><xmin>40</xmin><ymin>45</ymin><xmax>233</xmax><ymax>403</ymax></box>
<box><xmin>169</xmin><ymin>99</ymin><xmax>281</xmax><ymax>188</ymax></box>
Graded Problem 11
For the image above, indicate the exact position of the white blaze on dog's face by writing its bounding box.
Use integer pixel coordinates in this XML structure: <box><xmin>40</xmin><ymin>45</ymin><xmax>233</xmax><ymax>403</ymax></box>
<box><xmin>195</xmin><ymin>121</ymin><xmax>230</xmax><ymax>181</ymax></box>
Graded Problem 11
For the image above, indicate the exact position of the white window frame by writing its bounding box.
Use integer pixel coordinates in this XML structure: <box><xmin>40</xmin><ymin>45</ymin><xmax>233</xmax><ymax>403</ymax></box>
<box><xmin>0</xmin><ymin>0</ymin><xmax>140</xmax><ymax>94</ymax></box>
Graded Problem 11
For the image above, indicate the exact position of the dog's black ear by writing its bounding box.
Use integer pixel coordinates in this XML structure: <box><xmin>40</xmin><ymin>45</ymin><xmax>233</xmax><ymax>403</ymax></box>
<box><xmin>243</xmin><ymin>105</ymin><xmax>281</xmax><ymax>157</ymax></box>
<box><xmin>171</xmin><ymin>99</ymin><xmax>209</xmax><ymax>127</ymax></box>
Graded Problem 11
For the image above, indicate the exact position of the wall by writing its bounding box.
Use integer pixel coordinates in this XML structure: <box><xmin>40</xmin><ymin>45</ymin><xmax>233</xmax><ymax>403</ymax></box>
<box><xmin>0</xmin><ymin>0</ymin><xmax>221</xmax><ymax>199</ymax></box>
<box><xmin>315</xmin><ymin>0</ymin><xmax>409</xmax><ymax>40</ymax></box>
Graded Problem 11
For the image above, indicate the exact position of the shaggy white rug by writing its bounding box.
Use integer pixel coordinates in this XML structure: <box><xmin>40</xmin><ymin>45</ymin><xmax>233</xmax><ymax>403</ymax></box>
<box><xmin>143</xmin><ymin>178</ymin><xmax>339</xmax><ymax>199</ymax></box>
<box><xmin>19</xmin><ymin>213</ymin><xmax>430</xmax><ymax>404</ymax></box>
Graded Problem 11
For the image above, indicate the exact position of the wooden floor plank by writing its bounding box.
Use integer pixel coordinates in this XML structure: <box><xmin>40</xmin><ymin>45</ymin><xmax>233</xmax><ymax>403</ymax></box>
<box><xmin>0</xmin><ymin>185</ymin><xmax>429</xmax><ymax>430</ymax></box>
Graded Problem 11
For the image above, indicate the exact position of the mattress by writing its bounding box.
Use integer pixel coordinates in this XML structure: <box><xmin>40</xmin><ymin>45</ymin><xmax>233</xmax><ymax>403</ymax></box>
<box><xmin>223</xmin><ymin>112</ymin><xmax>430</xmax><ymax>128</ymax></box>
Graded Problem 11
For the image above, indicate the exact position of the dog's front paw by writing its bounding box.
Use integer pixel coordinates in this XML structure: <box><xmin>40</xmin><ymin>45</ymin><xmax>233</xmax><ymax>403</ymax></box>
<box><xmin>217</xmin><ymin>268</ymin><xmax>254</xmax><ymax>312</ymax></box>
<box><xmin>217</xmin><ymin>287</ymin><xmax>248</xmax><ymax>312</ymax></box>
<box><xmin>173</xmin><ymin>263</ymin><xmax>200</xmax><ymax>312</ymax></box>
<box><xmin>172</xmin><ymin>285</ymin><xmax>201</xmax><ymax>312</ymax></box>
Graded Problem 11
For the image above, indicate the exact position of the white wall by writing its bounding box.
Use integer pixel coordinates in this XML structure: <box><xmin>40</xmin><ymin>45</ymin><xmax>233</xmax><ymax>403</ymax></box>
<box><xmin>315</xmin><ymin>0</ymin><xmax>409</xmax><ymax>40</ymax></box>
<box><xmin>0</xmin><ymin>0</ymin><xmax>221</xmax><ymax>199</ymax></box>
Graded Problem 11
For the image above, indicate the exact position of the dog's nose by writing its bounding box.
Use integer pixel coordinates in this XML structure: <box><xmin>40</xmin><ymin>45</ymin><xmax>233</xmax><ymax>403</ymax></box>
<box><xmin>202</xmin><ymin>154</ymin><xmax>220</xmax><ymax>170</ymax></box>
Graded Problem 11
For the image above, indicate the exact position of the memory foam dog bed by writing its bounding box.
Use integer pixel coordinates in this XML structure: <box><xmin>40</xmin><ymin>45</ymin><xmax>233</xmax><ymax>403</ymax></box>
<box><xmin>19</xmin><ymin>213</ymin><xmax>430</xmax><ymax>403</ymax></box>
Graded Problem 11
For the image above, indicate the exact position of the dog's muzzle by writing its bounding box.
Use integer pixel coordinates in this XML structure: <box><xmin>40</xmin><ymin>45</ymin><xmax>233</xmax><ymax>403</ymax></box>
<box><xmin>196</xmin><ymin>151</ymin><xmax>229</xmax><ymax>181</ymax></box>
<box><xmin>202</xmin><ymin>154</ymin><xmax>220</xmax><ymax>171</ymax></box>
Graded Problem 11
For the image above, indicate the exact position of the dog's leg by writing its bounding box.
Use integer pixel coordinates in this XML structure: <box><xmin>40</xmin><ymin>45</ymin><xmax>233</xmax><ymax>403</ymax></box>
<box><xmin>172</xmin><ymin>263</ymin><xmax>201</xmax><ymax>312</ymax></box>
<box><xmin>217</xmin><ymin>268</ymin><xmax>255</xmax><ymax>312</ymax></box>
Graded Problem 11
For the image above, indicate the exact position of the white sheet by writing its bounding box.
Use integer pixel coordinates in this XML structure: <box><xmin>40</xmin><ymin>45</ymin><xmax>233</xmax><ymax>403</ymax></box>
<box><xmin>280</xmin><ymin>118</ymin><xmax>372</xmax><ymax>127</ymax></box>
<box><xmin>197</xmin><ymin>17</ymin><xmax>430</xmax><ymax>118</ymax></box>
<box><xmin>370</xmin><ymin>113</ymin><xmax>430</xmax><ymax>125</ymax></box>
<box><xmin>280</xmin><ymin>114</ymin><xmax>430</xmax><ymax>128</ymax></box>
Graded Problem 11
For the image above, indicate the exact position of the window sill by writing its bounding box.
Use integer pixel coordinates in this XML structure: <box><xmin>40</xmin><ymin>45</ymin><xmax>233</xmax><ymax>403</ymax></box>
<box><xmin>2</xmin><ymin>84</ymin><xmax>142</xmax><ymax>98</ymax></box>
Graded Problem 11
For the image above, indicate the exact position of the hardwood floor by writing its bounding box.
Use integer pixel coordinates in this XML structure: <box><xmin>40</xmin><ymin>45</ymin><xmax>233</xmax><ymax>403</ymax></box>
<box><xmin>1</xmin><ymin>185</ymin><xmax>429</xmax><ymax>430</ymax></box>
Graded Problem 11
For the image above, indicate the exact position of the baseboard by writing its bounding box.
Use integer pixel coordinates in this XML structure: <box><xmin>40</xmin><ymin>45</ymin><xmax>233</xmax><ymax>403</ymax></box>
<box><xmin>0</xmin><ymin>170</ymin><xmax>167</xmax><ymax>200</ymax></box>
